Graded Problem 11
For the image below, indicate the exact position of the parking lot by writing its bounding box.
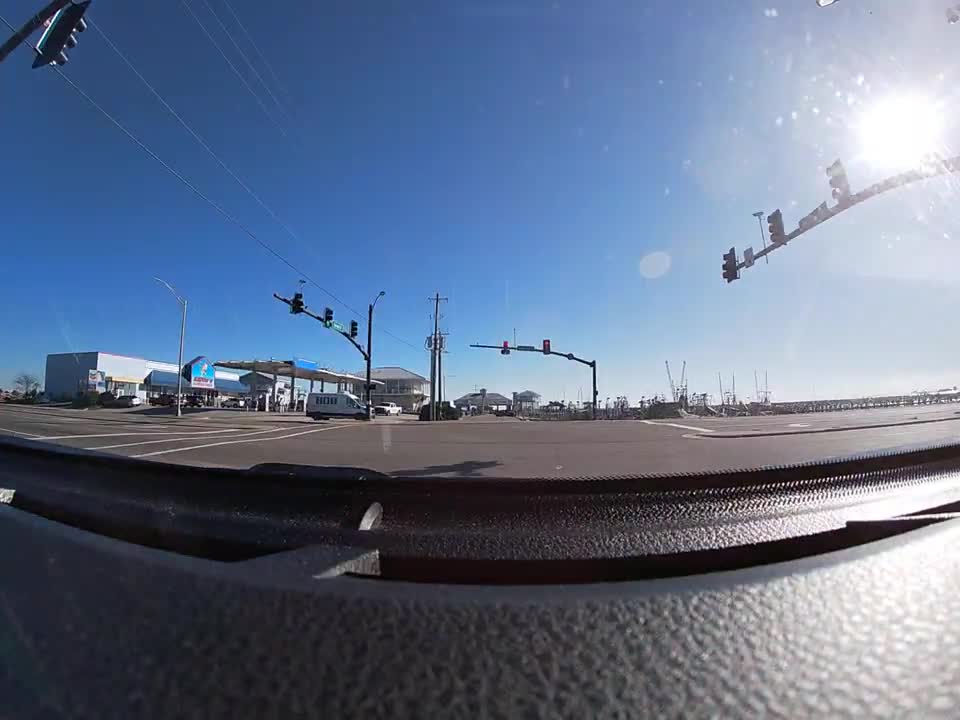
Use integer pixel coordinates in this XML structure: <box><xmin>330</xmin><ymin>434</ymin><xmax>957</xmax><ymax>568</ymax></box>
<box><xmin>2</xmin><ymin>402</ymin><xmax>960</xmax><ymax>477</ymax></box>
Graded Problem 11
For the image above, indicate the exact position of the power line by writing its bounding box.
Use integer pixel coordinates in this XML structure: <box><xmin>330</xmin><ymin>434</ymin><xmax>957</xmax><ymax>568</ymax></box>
<box><xmin>200</xmin><ymin>0</ymin><xmax>289</xmax><ymax>121</ymax></box>
<box><xmin>87</xmin><ymin>18</ymin><xmax>309</xmax><ymax>285</ymax></box>
<box><xmin>217</xmin><ymin>0</ymin><xmax>292</xmax><ymax>104</ymax></box>
<box><xmin>0</xmin><ymin>10</ymin><xmax>420</xmax><ymax>353</ymax></box>
<box><xmin>179</xmin><ymin>0</ymin><xmax>287</xmax><ymax>139</ymax></box>
<box><xmin>57</xmin><ymin>63</ymin><xmax>418</xmax><ymax>353</ymax></box>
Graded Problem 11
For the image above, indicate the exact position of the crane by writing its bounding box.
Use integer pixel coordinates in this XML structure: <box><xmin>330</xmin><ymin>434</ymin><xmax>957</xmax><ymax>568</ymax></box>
<box><xmin>679</xmin><ymin>361</ymin><xmax>687</xmax><ymax>403</ymax></box>
<box><xmin>665</xmin><ymin>361</ymin><xmax>677</xmax><ymax>403</ymax></box>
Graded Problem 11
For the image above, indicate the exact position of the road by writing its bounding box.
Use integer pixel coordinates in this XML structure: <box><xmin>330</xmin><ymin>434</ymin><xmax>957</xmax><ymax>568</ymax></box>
<box><xmin>1</xmin><ymin>403</ymin><xmax>960</xmax><ymax>477</ymax></box>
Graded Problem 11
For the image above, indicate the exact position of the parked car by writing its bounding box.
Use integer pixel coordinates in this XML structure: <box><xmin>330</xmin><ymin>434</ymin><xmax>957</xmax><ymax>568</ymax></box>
<box><xmin>418</xmin><ymin>402</ymin><xmax>461</xmax><ymax>421</ymax></box>
<box><xmin>221</xmin><ymin>397</ymin><xmax>245</xmax><ymax>409</ymax></box>
<box><xmin>374</xmin><ymin>402</ymin><xmax>403</xmax><ymax>416</ymax></box>
<box><xmin>102</xmin><ymin>394</ymin><xmax>141</xmax><ymax>408</ymax></box>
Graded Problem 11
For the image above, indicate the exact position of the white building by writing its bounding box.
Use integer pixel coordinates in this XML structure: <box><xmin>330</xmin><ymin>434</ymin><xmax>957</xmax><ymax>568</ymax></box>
<box><xmin>44</xmin><ymin>351</ymin><xmax>245</xmax><ymax>401</ymax></box>
<box><xmin>350</xmin><ymin>367</ymin><xmax>430</xmax><ymax>413</ymax></box>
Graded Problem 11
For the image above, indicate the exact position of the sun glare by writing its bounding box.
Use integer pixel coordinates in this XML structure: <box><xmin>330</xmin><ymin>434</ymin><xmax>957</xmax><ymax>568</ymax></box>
<box><xmin>856</xmin><ymin>95</ymin><xmax>944</xmax><ymax>171</ymax></box>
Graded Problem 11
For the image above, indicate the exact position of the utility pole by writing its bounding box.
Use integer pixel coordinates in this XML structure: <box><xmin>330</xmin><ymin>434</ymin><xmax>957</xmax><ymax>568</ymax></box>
<box><xmin>437</xmin><ymin>334</ymin><xmax>443</xmax><ymax>407</ymax></box>
<box><xmin>428</xmin><ymin>293</ymin><xmax>448</xmax><ymax>420</ymax></box>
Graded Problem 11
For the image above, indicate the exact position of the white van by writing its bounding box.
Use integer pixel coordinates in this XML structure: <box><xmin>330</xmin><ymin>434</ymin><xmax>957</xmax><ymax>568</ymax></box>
<box><xmin>305</xmin><ymin>392</ymin><xmax>368</xmax><ymax>420</ymax></box>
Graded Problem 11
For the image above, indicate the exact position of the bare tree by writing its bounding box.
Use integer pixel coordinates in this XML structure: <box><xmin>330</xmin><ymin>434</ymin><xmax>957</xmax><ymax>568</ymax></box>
<box><xmin>13</xmin><ymin>372</ymin><xmax>39</xmax><ymax>397</ymax></box>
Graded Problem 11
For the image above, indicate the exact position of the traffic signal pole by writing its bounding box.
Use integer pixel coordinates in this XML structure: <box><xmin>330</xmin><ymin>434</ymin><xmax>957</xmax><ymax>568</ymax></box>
<box><xmin>274</xmin><ymin>291</ymin><xmax>378</xmax><ymax>418</ymax></box>
<box><xmin>0</xmin><ymin>0</ymin><xmax>72</xmax><ymax>64</ymax></box>
<box><xmin>727</xmin><ymin>153</ymin><xmax>960</xmax><ymax>280</ymax></box>
<box><xmin>470</xmin><ymin>342</ymin><xmax>598</xmax><ymax>419</ymax></box>
<box><xmin>367</xmin><ymin>302</ymin><xmax>374</xmax><ymax>418</ymax></box>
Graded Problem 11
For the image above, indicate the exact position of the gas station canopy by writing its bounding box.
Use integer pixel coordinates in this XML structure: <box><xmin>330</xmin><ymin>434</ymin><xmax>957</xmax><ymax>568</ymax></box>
<box><xmin>215</xmin><ymin>358</ymin><xmax>383</xmax><ymax>388</ymax></box>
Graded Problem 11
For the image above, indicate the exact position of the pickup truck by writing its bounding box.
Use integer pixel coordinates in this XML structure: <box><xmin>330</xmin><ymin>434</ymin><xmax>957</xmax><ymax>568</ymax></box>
<box><xmin>374</xmin><ymin>402</ymin><xmax>403</xmax><ymax>416</ymax></box>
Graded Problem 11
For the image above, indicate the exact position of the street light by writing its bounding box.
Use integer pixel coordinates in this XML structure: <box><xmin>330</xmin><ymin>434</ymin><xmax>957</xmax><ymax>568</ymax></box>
<box><xmin>154</xmin><ymin>277</ymin><xmax>186</xmax><ymax>417</ymax></box>
<box><xmin>752</xmin><ymin>210</ymin><xmax>769</xmax><ymax>265</ymax></box>
<box><xmin>366</xmin><ymin>290</ymin><xmax>385</xmax><ymax>419</ymax></box>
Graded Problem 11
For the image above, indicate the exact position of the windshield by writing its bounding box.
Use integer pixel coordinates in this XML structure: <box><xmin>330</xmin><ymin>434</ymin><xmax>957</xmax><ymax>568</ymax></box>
<box><xmin>2</xmin><ymin>0</ymin><xmax>959</xmax><ymax>477</ymax></box>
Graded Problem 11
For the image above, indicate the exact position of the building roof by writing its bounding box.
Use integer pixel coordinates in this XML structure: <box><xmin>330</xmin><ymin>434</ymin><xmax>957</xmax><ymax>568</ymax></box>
<box><xmin>144</xmin><ymin>370</ymin><xmax>246</xmax><ymax>393</ymax></box>
<box><xmin>454</xmin><ymin>392</ymin><xmax>513</xmax><ymax>406</ymax></box>
<box><xmin>361</xmin><ymin>367</ymin><xmax>429</xmax><ymax>383</ymax></box>
<box><xmin>217</xmin><ymin>359</ymin><xmax>381</xmax><ymax>386</ymax></box>
<box><xmin>514</xmin><ymin>390</ymin><xmax>541</xmax><ymax>401</ymax></box>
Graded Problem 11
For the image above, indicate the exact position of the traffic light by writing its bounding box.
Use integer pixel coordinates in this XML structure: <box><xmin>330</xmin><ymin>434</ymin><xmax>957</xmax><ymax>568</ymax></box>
<box><xmin>33</xmin><ymin>1</ymin><xmax>91</xmax><ymax>69</ymax></box>
<box><xmin>767</xmin><ymin>209</ymin><xmax>786</xmax><ymax>247</ymax></box>
<box><xmin>543</xmin><ymin>339</ymin><xmax>551</xmax><ymax>355</ymax></box>
<box><xmin>826</xmin><ymin>159</ymin><xmax>851</xmax><ymax>204</ymax></box>
<box><xmin>289</xmin><ymin>292</ymin><xmax>304</xmax><ymax>314</ymax></box>
<box><xmin>323</xmin><ymin>307</ymin><xmax>334</xmax><ymax>324</ymax></box>
<box><xmin>349</xmin><ymin>320</ymin><xmax>359</xmax><ymax>338</ymax></box>
<box><xmin>722</xmin><ymin>247</ymin><xmax>739</xmax><ymax>283</ymax></box>
<box><xmin>501</xmin><ymin>341</ymin><xmax>510</xmax><ymax>355</ymax></box>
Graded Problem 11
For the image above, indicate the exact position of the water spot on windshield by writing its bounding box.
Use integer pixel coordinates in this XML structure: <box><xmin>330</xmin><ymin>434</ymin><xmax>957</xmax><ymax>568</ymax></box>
<box><xmin>638</xmin><ymin>252</ymin><xmax>672</xmax><ymax>280</ymax></box>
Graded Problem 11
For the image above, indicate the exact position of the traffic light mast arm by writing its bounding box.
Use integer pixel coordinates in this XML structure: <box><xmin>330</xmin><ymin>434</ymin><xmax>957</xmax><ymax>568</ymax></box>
<box><xmin>470</xmin><ymin>342</ymin><xmax>598</xmax><ymax>419</ymax></box>
<box><xmin>469</xmin><ymin>343</ymin><xmax>594</xmax><ymax>366</ymax></box>
<box><xmin>0</xmin><ymin>0</ymin><xmax>72</xmax><ymax>64</ymax></box>
<box><xmin>273</xmin><ymin>293</ymin><xmax>369</xmax><ymax>361</ymax></box>
<box><xmin>738</xmin><ymin>155</ymin><xmax>960</xmax><ymax>271</ymax></box>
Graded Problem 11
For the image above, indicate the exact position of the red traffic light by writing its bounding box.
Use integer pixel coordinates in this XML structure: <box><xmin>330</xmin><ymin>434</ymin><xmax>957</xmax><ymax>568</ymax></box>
<box><xmin>501</xmin><ymin>341</ymin><xmax>510</xmax><ymax>355</ymax></box>
<box><xmin>543</xmin><ymin>339</ymin><xmax>551</xmax><ymax>354</ymax></box>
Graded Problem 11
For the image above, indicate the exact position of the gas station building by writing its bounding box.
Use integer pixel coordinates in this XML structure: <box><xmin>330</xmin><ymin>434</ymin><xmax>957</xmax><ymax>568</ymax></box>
<box><xmin>44</xmin><ymin>351</ymin><xmax>380</xmax><ymax>410</ymax></box>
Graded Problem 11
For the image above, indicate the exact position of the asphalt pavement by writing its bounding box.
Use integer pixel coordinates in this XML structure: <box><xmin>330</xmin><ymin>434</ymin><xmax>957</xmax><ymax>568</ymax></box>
<box><xmin>2</xmin><ymin>403</ymin><xmax>960</xmax><ymax>477</ymax></box>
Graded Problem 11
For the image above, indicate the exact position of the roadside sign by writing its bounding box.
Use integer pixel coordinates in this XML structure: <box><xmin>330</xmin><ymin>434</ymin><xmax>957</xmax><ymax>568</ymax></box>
<box><xmin>331</xmin><ymin>321</ymin><xmax>345</xmax><ymax>333</ymax></box>
<box><xmin>516</xmin><ymin>345</ymin><xmax>536</xmax><ymax>351</ymax></box>
<box><xmin>183</xmin><ymin>356</ymin><xmax>215</xmax><ymax>390</ymax></box>
<box><xmin>87</xmin><ymin>369</ymin><xmax>105</xmax><ymax>392</ymax></box>
<box><xmin>743</xmin><ymin>247</ymin><xmax>755</xmax><ymax>268</ymax></box>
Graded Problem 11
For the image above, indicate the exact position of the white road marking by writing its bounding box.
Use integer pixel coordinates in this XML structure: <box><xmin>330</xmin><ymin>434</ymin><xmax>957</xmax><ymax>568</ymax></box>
<box><xmin>641</xmin><ymin>420</ymin><xmax>715</xmax><ymax>433</ymax></box>
<box><xmin>88</xmin><ymin>426</ymin><xmax>286</xmax><ymax>450</ymax></box>
<box><xmin>0</xmin><ymin>426</ymin><xmax>42</xmax><ymax>438</ymax></box>
<box><xmin>132</xmin><ymin>424</ymin><xmax>356</xmax><ymax>458</ymax></box>
<box><xmin>36</xmin><ymin>428</ymin><xmax>246</xmax><ymax>441</ymax></box>
<box><xmin>788</xmin><ymin>423</ymin><xmax>811</xmax><ymax>428</ymax></box>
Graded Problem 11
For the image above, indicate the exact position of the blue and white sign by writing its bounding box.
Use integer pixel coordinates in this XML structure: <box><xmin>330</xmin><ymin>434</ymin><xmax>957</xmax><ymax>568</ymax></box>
<box><xmin>183</xmin><ymin>356</ymin><xmax>215</xmax><ymax>390</ymax></box>
<box><xmin>87</xmin><ymin>370</ymin><xmax>105</xmax><ymax>392</ymax></box>
<box><xmin>293</xmin><ymin>357</ymin><xmax>318</xmax><ymax>372</ymax></box>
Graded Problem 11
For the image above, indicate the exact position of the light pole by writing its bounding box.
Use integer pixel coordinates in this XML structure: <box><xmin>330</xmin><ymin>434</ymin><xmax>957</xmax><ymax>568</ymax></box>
<box><xmin>366</xmin><ymin>290</ymin><xmax>385</xmax><ymax>419</ymax></box>
<box><xmin>154</xmin><ymin>277</ymin><xmax>187</xmax><ymax>417</ymax></box>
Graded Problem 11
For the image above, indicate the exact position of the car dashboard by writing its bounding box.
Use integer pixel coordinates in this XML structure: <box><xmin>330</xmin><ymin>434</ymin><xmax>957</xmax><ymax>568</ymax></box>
<box><xmin>3</xmin><ymin>436</ymin><xmax>960</xmax><ymax>718</ymax></box>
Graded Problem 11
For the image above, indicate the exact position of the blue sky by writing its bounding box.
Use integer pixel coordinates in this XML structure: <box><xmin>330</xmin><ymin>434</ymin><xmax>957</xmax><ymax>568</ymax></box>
<box><xmin>2</xmin><ymin>0</ymin><xmax>960</xmax><ymax>402</ymax></box>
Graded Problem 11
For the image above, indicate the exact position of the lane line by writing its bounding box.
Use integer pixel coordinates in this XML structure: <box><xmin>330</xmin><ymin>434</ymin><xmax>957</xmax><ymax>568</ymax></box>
<box><xmin>0</xmin><ymin>426</ymin><xmax>42</xmax><ymax>438</ymax></box>
<box><xmin>36</xmin><ymin>428</ymin><xmax>247</xmax><ymax>441</ymax></box>
<box><xmin>132</xmin><ymin>424</ymin><xmax>356</xmax><ymax>458</ymax></box>
<box><xmin>788</xmin><ymin>423</ymin><xmax>811</xmax><ymax>428</ymax></box>
<box><xmin>89</xmin><ymin>426</ymin><xmax>289</xmax><ymax>450</ymax></box>
<box><xmin>641</xmin><ymin>420</ymin><xmax>715</xmax><ymax>433</ymax></box>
